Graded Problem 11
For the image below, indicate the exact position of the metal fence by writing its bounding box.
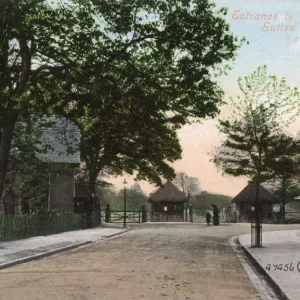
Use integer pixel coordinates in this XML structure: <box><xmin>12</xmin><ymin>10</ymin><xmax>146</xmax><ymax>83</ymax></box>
<box><xmin>0</xmin><ymin>211</ymin><xmax>102</xmax><ymax>242</ymax></box>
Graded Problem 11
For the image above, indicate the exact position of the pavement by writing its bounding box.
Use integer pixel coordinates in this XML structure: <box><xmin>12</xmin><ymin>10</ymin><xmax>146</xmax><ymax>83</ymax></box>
<box><xmin>239</xmin><ymin>229</ymin><xmax>300</xmax><ymax>300</ymax></box>
<box><xmin>0</xmin><ymin>225</ymin><xmax>129</xmax><ymax>270</ymax></box>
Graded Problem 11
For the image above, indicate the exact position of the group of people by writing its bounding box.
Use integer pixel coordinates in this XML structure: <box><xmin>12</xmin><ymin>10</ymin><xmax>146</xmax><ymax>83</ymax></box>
<box><xmin>205</xmin><ymin>204</ymin><xmax>220</xmax><ymax>226</ymax></box>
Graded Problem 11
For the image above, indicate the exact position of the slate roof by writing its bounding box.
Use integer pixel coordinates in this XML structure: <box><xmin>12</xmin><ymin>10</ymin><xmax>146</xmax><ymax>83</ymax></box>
<box><xmin>149</xmin><ymin>181</ymin><xmax>187</xmax><ymax>203</ymax></box>
<box><xmin>231</xmin><ymin>183</ymin><xmax>280</xmax><ymax>204</ymax></box>
<box><xmin>36</xmin><ymin>117</ymin><xmax>81</xmax><ymax>164</ymax></box>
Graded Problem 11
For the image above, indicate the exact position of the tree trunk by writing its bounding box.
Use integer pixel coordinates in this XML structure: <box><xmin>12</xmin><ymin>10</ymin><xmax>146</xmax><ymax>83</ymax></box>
<box><xmin>88</xmin><ymin>170</ymin><xmax>97</xmax><ymax>196</ymax></box>
<box><xmin>88</xmin><ymin>168</ymin><xmax>101</xmax><ymax>212</ymax></box>
<box><xmin>0</xmin><ymin>122</ymin><xmax>15</xmax><ymax>212</ymax></box>
<box><xmin>281</xmin><ymin>178</ymin><xmax>287</xmax><ymax>224</ymax></box>
<box><xmin>254</xmin><ymin>178</ymin><xmax>261</xmax><ymax>247</ymax></box>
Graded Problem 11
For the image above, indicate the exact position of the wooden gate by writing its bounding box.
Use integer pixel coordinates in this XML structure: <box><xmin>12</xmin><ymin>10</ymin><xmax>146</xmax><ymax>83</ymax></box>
<box><xmin>151</xmin><ymin>211</ymin><xmax>184</xmax><ymax>222</ymax></box>
<box><xmin>110</xmin><ymin>211</ymin><xmax>141</xmax><ymax>224</ymax></box>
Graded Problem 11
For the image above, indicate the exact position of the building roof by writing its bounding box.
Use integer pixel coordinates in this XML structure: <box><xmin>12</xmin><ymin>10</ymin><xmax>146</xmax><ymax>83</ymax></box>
<box><xmin>36</xmin><ymin>117</ymin><xmax>81</xmax><ymax>164</ymax></box>
<box><xmin>231</xmin><ymin>183</ymin><xmax>280</xmax><ymax>204</ymax></box>
<box><xmin>149</xmin><ymin>181</ymin><xmax>187</xmax><ymax>203</ymax></box>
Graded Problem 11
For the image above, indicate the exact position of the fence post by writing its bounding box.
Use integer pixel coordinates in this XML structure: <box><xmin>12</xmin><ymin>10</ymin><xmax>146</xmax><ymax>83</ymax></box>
<box><xmin>189</xmin><ymin>206</ymin><xmax>193</xmax><ymax>223</ymax></box>
<box><xmin>24</xmin><ymin>215</ymin><xmax>27</xmax><ymax>237</ymax></box>
<box><xmin>142</xmin><ymin>205</ymin><xmax>147</xmax><ymax>223</ymax></box>
<box><xmin>105</xmin><ymin>204</ymin><xmax>111</xmax><ymax>223</ymax></box>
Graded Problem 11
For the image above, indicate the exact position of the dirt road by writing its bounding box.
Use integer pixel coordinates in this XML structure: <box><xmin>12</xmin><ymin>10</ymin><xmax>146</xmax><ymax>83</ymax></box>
<box><xmin>1</xmin><ymin>223</ymin><xmax>298</xmax><ymax>300</ymax></box>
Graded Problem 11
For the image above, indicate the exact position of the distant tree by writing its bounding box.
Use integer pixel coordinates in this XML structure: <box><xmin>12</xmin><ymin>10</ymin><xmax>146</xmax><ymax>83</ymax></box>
<box><xmin>172</xmin><ymin>172</ymin><xmax>200</xmax><ymax>220</ymax></box>
<box><xmin>115</xmin><ymin>187</ymin><xmax>147</xmax><ymax>211</ymax></box>
<box><xmin>127</xmin><ymin>189</ymin><xmax>147</xmax><ymax>211</ymax></box>
<box><xmin>97</xmin><ymin>184</ymin><xmax>117</xmax><ymax>211</ymax></box>
<box><xmin>192</xmin><ymin>192</ymin><xmax>232</xmax><ymax>213</ymax></box>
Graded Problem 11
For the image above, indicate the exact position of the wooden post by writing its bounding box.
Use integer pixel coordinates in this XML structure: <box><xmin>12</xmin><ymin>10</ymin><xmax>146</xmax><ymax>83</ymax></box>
<box><xmin>105</xmin><ymin>204</ymin><xmax>111</xmax><ymax>223</ymax></box>
<box><xmin>142</xmin><ymin>205</ymin><xmax>147</xmax><ymax>223</ymax></box>
<box><xmin>189</xmin><ymin>205</ymin><xmax>193</xmax><ymax>223</ymax></box>
<box><xmin>124</xmin><ymin>186</ymin><xmax>127</xmax><ymax>227</ymax></box>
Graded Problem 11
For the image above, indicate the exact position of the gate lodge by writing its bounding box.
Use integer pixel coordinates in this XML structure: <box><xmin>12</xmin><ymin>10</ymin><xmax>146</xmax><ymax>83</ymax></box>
<box><xmin>149</xmin><ymin>181</ymin><xmax>187</xmax><ymax>222</ymax></box>
<box><xmin>231</xmin><ymin>183</ymin><xmax>280</xmax><ymax>223</ymax></box>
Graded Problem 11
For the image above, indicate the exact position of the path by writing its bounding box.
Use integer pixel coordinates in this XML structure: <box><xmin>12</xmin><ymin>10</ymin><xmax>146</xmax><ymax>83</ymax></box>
<box><xmin>1</xmin><ymin>223</ymin><xmax>300</xmax><ymax>300</ymax></box>
<box><xmin>239</xmin><ymin>229</ymin><xmax>300</xmax><ymax>300</ymax></box>
<box><xmin>0</xmin><ymin>226</ymin><xmax>127</xmax><ymax>270</ymax></box>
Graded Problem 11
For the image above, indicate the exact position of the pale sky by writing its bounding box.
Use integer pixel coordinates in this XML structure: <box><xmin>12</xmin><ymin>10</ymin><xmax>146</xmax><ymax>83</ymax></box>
<box><xmin>109</xmin><ymin>0</ymin><xmax>300</xmax><ymax>197</ymax></box>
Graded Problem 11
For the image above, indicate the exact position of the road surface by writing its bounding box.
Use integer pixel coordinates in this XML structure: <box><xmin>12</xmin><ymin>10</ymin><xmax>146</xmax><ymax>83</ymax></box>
<box><xmin>1</xmin><ymin>223</ymin><xmax>299</xmax><ymax>300</ymax></box>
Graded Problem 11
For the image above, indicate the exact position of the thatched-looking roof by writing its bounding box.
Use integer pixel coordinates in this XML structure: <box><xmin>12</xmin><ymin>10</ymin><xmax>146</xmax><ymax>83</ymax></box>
<box><xmin>231</xmin><ymin>183</ymin><xmax>280</xmax><ymax>204</ymax></box>
<box><xmin>149</xmin><ymin>181</ymin><xmax>187</xmax><ymax>203</ymax></box>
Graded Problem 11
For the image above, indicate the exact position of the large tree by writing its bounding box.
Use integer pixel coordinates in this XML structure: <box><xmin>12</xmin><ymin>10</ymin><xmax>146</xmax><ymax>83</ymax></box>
<box><xmin>213</xmin><ymin>65</ymin><xmax>299</xmax><ymax>245</ymax></box>
<box><xmin>60</xmin><ymin>0</ymin><xmax>244</xmax><ymax>195</ymax></box>
<box><xmin>1</xmin><ymin>0</ymin><xmax>244</xmax><ymax>207</ymax></box>
<box><xmin>214</xmin><ymin>66</ymin><xmax>299</xmax><ymax>185</ymax></box>
<box><xmin>0</xmin><ymin>0</ymin><xmax>101</xmax><ymax>202</ymax></box>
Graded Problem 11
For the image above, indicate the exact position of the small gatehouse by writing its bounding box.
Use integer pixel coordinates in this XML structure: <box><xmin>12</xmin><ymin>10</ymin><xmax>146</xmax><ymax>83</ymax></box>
<box><xmin>149</xmin><ymin>181</ymin><xmax>187</xmax><ymax>222</ymax></box>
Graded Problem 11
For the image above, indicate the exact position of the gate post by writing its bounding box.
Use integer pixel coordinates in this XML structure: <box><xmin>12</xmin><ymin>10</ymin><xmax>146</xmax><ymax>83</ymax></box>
<box><xmin>105</xmin><ymin>204</ymin><xmax>111</xmax><ymax>223</ymax></box>
<box><xmin>189</xmin><ymin>205</ymin><xmax>193</xmax><ymax>223</ymax></box>
<box><xmin>142</xmin><ymin>205</ymin><xmax>147</xmax><ymax>223</ymax></box>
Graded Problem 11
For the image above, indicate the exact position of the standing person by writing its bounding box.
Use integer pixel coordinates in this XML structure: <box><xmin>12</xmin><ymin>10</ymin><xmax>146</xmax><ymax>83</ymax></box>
<box><xmin>205</xmin><ymin>211</ymin><xmax>211</xmax><ymax>226</ymax></box>
<box><xmin>212</xmin><ymin>204</ymin><xmax>220</xmax><ymax>226</ymax></box>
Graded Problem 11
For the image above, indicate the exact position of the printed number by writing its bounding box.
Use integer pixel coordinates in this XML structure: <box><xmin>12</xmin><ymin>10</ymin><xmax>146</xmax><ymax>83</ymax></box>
<box><xmin>297</xmin><ymin>261</ymin><xmax>300</xmax><ymax>273</ymax></box>
<box><xmin>266</xmin><ymin>264</ymin><xmax>271</xmax><ymax>271</ymax></box>
<box><xmin>277</xmin><ymin>264</ymin><xmax>283</xmax><ymax>271</ymax></box>
<box><xmin>284</xmin><ymin>264</ymin><xmax>289</xmax><ymax>271</ymax></box>
<box><xmin>273</xmin><ymin>264</ymin><xmax>278</xmax><ymax>270</ymax></box>
<box><xmin>290</xmin><ymin>263</ymin><xmax>294</xmax><ymax>271</ymax></box>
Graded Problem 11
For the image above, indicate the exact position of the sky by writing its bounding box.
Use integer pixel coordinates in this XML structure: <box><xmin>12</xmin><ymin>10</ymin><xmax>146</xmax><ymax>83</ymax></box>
<box><xmin>108</xmin><ymin>0</ymin><xmax>300</xmax><ymax>197</ymax></box>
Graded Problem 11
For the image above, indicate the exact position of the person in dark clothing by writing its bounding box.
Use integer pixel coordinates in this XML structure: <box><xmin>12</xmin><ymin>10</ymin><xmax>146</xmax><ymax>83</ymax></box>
<box><xmin>212</xmin><ymin>204</ymin><xmax>220</xmax><ymax>225</ymax></box>
<box><xmin>205</xmin><ymin>211</ymin><xmax>211</xmax><ymax>225</ymax></box>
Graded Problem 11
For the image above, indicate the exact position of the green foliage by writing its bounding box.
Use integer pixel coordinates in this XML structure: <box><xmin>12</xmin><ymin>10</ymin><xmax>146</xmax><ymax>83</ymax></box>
<box><xmin>63</xmin><ymin>0</ymin><xmax>243</xmax><ymax>191</ymax></box>
<box><xmin>192</xmin><ymin>192</ymin><xmax>232</xmax><ymax>213</ymax></box>
<box><xmin>114</xmin><ymin>187</ymin><xmax>147</xmax><ymax>211</ymax></box>
<box><xmin>0</xmin><ymin>0</ymin><xmax>103</xmax><ymax>202</ymax></box>
<box><xmin>213</xmin><ymin>66</ymin><xmax>300</xmax><ymax>185</ymax></box>
<box><xmin>264</xmin><ymin>133</ymin><xmax>300</xmax><ymax>209</ymax></box>
<box><xmin>0</xmin><ymin>0</ymin><xmax>243</xmax><ymax>204</ymax></box>
<box><xmin>265</xmin><ymin>133</ymin><xmax>300</xmax><ymax>180</ymax></box>
<box><xmin>3</xmin><ymin>116</ymin><xmax>76</xmax><ymax>214</ymax></box>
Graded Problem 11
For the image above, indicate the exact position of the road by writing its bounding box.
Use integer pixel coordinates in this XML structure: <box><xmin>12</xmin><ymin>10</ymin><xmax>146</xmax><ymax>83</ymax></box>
<box><xmin>1</xmin><ymin>223</ymin><xmax>300</xmax><ymax>300</ymax></box>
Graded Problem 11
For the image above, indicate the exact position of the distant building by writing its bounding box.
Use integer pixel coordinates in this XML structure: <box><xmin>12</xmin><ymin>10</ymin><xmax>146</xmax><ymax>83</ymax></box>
<box><xmin>149</xmin><ymin>181</ymin><xmax>187</xmax><ymax>222</ymax></box>
<box><xmin>231</xmin><ymin>183</ymin><xmax>280</xmax><ymax>223</ymax></box>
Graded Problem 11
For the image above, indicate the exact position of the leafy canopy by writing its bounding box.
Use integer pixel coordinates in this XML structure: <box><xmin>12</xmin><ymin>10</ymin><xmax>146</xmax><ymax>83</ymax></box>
<box><xmin>214</xmin><ymin>65</ymin><xmax>300</xmax><ymax>183</ymax></box>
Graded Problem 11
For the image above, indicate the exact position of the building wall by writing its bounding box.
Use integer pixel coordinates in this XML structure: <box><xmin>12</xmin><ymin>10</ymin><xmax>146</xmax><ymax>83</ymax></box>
<box><xmin>50</xmin><ymin>170</ymin><xmax>75</xmax><ymax>212</ymax></box>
